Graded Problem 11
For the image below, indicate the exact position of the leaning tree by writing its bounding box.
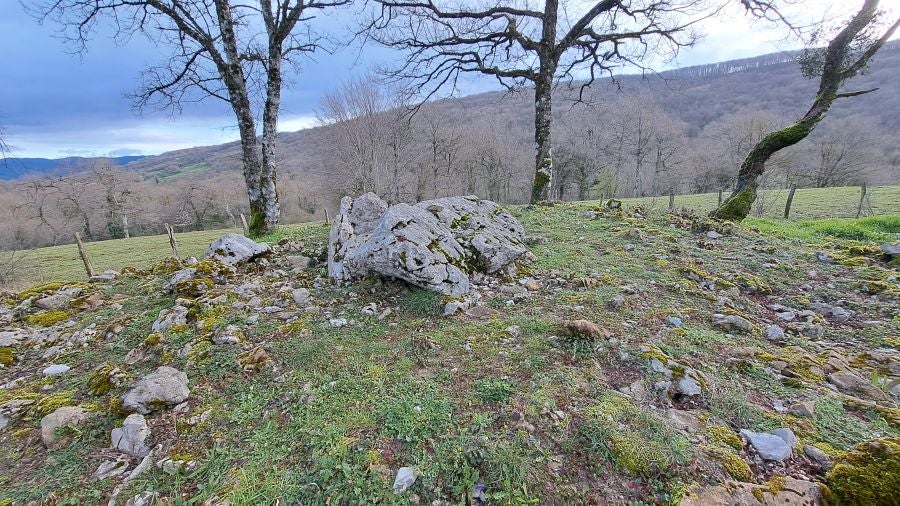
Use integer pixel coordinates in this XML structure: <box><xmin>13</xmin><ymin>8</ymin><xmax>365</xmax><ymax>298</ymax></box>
<box><xmin>35</xmin><ymin>0</ymin><xmax>348</xmax><ymax>236</ymax></box>
<box><xmin>364</xmin><ymin>0</ymin><xmax>724</xmax><ymax>203</ymax></box>
<box><xmin>713</xmin><ymin>0</ymin><xmax>899</xmax><ymax>221</ymax></box>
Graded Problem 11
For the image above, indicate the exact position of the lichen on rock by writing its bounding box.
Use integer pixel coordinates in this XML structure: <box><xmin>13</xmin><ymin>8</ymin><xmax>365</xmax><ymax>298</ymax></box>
<box><xmin>327</xmin><ymin>193</ymin><xmax>526</xmax><ymax>295</ymax></box>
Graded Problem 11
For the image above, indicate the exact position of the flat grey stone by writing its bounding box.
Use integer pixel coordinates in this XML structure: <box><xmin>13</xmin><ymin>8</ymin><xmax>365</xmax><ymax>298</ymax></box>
<box><xmin>740</xmin><ymin>429</ymin><xmax>792</xmax><ymax>461</ymax></box>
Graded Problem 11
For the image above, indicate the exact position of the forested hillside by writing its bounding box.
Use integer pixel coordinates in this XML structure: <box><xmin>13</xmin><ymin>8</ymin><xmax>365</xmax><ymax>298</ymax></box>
<box><xmin>2</xmin><ymin>43</ymin><xmax>899</xmax><ymax>250</ymax></box>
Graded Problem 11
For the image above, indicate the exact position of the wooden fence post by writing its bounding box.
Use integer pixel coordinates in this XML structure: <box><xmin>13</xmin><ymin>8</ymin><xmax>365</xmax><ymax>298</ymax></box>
<box><xmin>856</xmin><ymin>183</ymin><xmax>868</xmax><ymax>218</ymax></box>
<box><xmin>74</xmin><ymin>232</ymin><xmax>96</xmax><ymax>279</ymax></box>
<box><xmin>717</xmin><ymin>189</ymin><xmax>723</xmax><ymax>206</ymax></box>
<box><xmin>165</xmin><ymin>223</ymin><xmax>179</xmax><ymax>259</ymax></box>
<box><xmin>239</xmin><ymin>214</ymin><xmax>250</xmax><ymax>235</ymax></box>
<box><xmin>783</xmin><ymin>185</ymin><xmax>797</xmax><ymax>219</ymax></box>
<box><xmin>324</xmin><ymin>208</ymin><xmax>330</xmax><ymax>225</ymax></box>
<box><xmin>668</xmin><ymin>188</ymin><xmax>675</xmax><ymax>212</ymax></box>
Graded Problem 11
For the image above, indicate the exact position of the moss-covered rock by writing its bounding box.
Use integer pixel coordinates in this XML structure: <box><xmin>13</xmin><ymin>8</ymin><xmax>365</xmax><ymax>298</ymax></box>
<box><xmin>24</xmin><ymin>310</ymin><xmax>70</xmax><ymax>327</ymax></box>
<box><xmin>825</xmin><ymin>437</ymin><xmax>900</xmax><ymax>505</ymax></box>
<box><xmin>709</xmin><ymin>425</ymin><xmax>744</xmax><ymax>450</ymax></box>
<box><xmin>87</xmin><ymin>363</ymin><xmax>128</xmax><ymax>396</ymax></box>
<box><xmin>708</xmin><ymin>446</ymin><xmax>752</xmax><ymax>482</ymax></box>
<box><xmin>0</xmin><ymin>347</ymin><xmax>15</xmax><ymax>366</ymax></box>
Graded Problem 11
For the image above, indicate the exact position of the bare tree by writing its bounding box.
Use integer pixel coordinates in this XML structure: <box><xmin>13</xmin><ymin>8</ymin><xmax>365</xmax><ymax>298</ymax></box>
<box><xmin>713</xmin><ymin>0</ymin><xmax>900</xmax><ymax>221</ymax></box>
<box><xmin>365</xmin><ymin>0</ymin><xmax>714</xmax><ymax>203</ymax></box>
<box><xmin>36</xmin><ymin>0</ymin><xmax>349</xmax><ymax>236</ymax></box>
<box><xmin>802</xmin><ymin>123</ymin><xmax>881</xmax><ymax>188</ymax></box>
<box><xmin>92</xmin><ymin>164</ymin><xmax>136</xmax><ymax>239</ymax></box>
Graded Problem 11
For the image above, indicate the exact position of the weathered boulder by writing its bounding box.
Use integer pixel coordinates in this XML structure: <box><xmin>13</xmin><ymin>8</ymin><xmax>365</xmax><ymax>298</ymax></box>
<box><xmin>41</xmin><ymin>406</ymin><xmax>90</xmax><ymax>447</ymax></box>
<box><xmin>328</xmin><ymin>193</ymin><xmax>525</xmax><ymax>296</ymax></box>
<box><xmin>121</xmin><ymin>366</ymin><xmax>189</xmax><ymax>414</ymax></box>
<box><xmin>111</xmin><ymin>413</ymin><xmax>151</xmax><ymax>457</ymax></box>
<box><xmin>204</xmin><ymin>233</ymin><xmax>270</xmax><ymax>266</ymax></box>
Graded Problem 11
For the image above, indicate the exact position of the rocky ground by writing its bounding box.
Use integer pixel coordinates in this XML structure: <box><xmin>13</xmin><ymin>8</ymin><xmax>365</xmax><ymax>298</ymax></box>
<box><xmin>0</xmin><ymin>201</ymin><xmax>898</xmax><ymax>505</ymax></box>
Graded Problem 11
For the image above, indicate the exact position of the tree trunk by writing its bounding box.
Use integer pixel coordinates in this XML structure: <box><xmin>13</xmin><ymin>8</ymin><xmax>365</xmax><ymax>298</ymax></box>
<box><xmin>259</xmin><ymin>40</ymin><xmax>283</xmax><ymax>235</ymax></box>
<box><xmin>214</xmin><ymin>0</ymin><xmax>268</xmax><ymax>236</ymax></box>
<box><xmin>121</xmin><ymin>212</ymin><xmax>130</xmax><ymax>239</ymax></box>
<box><xmin>530</xmin><ymin>0</ymin><xmax>558</xmax><ymax>204</ymax></box>
<box><xmin>712</xmin><ymin>119</ymin><xmax>816</xmax><ymax>221</ymax></box>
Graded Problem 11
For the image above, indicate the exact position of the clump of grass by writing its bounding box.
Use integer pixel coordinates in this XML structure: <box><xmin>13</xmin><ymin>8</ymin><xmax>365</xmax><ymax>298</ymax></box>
<box><xmin>399</xmin><ymin>288</ymin><xmax>444</xmax><ymax>316</ymax></box>
<box><xmin>578</xmin><ymin>393</ymin><xmax>693</xmax><ymax>475</ymax></box>
<box><xmin>473</xmin><ymin>378</ymin><xmax>516</xmax><ymax>404</ymax></box>
<box><xmin>708</xmin><ymin>386</ymin><xmax>780</xmax><ymax>432</ymax></box>
<box><xmin>812</xmin><ymin>398</ymin><xmax>881</xmax><ymax>450</ymax></box>
<box><xmin>379</xmin><ymin>389</ymin><xmax>453</xmax><ymax>443</ymax></box>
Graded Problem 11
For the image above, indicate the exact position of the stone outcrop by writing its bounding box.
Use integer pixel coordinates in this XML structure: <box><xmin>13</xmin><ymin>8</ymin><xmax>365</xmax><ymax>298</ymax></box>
<box><xmin>328</xmin><ymin>193</ymin><xmax>526</xmax><ymax>295</ymax></box>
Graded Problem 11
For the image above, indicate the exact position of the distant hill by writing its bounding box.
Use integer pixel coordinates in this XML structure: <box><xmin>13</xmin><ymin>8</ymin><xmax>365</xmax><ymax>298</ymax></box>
<box><xmin>120</xmin><ymin>41</ymin><xmax>900</xmax><ymax>194</ymax></box>
<box><xmin>0</xmin><ymin>155</ymin><xmax>147</xmax><ymax>180</ymax></box>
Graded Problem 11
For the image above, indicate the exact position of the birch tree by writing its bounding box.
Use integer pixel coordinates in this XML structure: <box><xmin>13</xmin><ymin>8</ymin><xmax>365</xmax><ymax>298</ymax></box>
<box><xmin>36</xmin><ymin>0</ymin><xmax>349</xmax><ymax>235</ymax></box>
<box><xmin>713</xmin><ymin>0</ymin><xmax>900</xmax><ymax>221</ymax></box>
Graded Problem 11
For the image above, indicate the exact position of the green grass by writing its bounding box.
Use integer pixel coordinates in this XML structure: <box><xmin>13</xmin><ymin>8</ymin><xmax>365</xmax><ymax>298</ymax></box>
<box><xmin>620</xmin><ymin>185</ymin><xmax>900</xmax><ymax>220</ymax></box>
<box><xmin>4</xmin><ymin>185</ymin><xmax>897</xmax><ymax>291</ymax></box>
<box><xmin>747</xmin><ymin>215</ymin><xmax>900</xmax><ymax>242</ymax></box>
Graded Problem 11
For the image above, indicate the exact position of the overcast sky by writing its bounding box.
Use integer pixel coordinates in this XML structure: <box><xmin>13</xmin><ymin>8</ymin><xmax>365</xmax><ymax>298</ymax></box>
<box><xmin>0</xmin><ymin>0</ymin><xmax>897</xmax><ymax>159</ymax></box>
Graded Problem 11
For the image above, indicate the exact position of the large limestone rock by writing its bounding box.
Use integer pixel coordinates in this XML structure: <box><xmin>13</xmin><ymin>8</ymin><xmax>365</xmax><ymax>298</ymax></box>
<box><xmin>204</xmin><ymin>233</ymin><xmax>270</xmax><ymax>266</ymax></box>
<box><xmin>121</xmin><ymin>366</ymin><xmax>189</xmax><ymax>414</ymax></box>
<box><xmin>328</xmin><ymin>193</ymin><xmax>526</xmax><ymax>296</ymax></box>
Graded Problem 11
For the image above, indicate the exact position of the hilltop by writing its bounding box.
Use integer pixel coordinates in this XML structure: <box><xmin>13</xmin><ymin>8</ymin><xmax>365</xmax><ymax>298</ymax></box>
<box><xmin>1</xmin><ymin>198</ymin><xmax>898</xmax><ymax>504</ymax></box>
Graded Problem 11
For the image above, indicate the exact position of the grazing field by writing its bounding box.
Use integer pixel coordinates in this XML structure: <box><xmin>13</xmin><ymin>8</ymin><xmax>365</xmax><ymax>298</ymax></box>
<box><xmin>2</xmin><ymin>185</ymin><xmax>898</xmax><ymax>291</ymax></box>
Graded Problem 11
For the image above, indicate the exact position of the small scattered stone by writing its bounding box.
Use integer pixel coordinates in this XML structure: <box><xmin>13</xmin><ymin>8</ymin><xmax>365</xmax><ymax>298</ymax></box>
<box><xmin>329</xmin><ymin>318</ymin><xmax>348</xmax><ymax>328</ymax></box>
<box><xmin>667</xmin><ymin>316</ymin><xmax>684</xmax><ymax>328</ymax></box>
<box><xmin>765</xmin><ymin>324</ymin><xmax>785</xmax><ymax>340</ymax></box>
<box><xmin>291</xmin><ymin>288</ymin><xmax>311</xmax><ymax>306</ymax></box>
<box><xmin>286</xmin><ymin>255</ymin><xmax>312</xmax><ymax>270</ymax></box>
<box><xmin>393</xmin><ymin>466</ymin><xmax>418</xmax><ymax>494</ymax></box>
<box><xmin>111</xmin><ymin>413</ymin><xmax>151</xmax><ymax>457</ymax></box>
<box><xmin>608</xmin><ymin>295</ymin><xmax>626</xmax><ymax>310</ymax></box>
<box><xmin>772</xmin><ymin>428</ymin><xmax>797</xmax><ymax>449</ymax></box>
<box><xmin>827</xmin><ymin>371</ymin><xmax>891</xmax><ymax>402</ymax></box>
<box><xmin>204</xmin><ymin>233</ymin><xmax>270</xmax><ymax>266</ymax></box>
<box><xmin>789</xmin><ymin>401</ymin><xmax>816</xmax><ymax>418</ymax></box>
<box><xmin>43</xmin><ymin>364</ymin><xmax>71</xmax><ymax>376</ymax></box>
<box><xmin>560</xmin><ymin>320</ymin><xmax>605</xmax><ymax>340</ymax></box>
<box><xmin>712</xmin><ymin>314</ymin><xmax>752</xmax><ymax>332</ymax></box>
<box><xmin>804</xmin><ymin>444</ymin><xmax>833</xmax><ymax>470</ymax></box>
